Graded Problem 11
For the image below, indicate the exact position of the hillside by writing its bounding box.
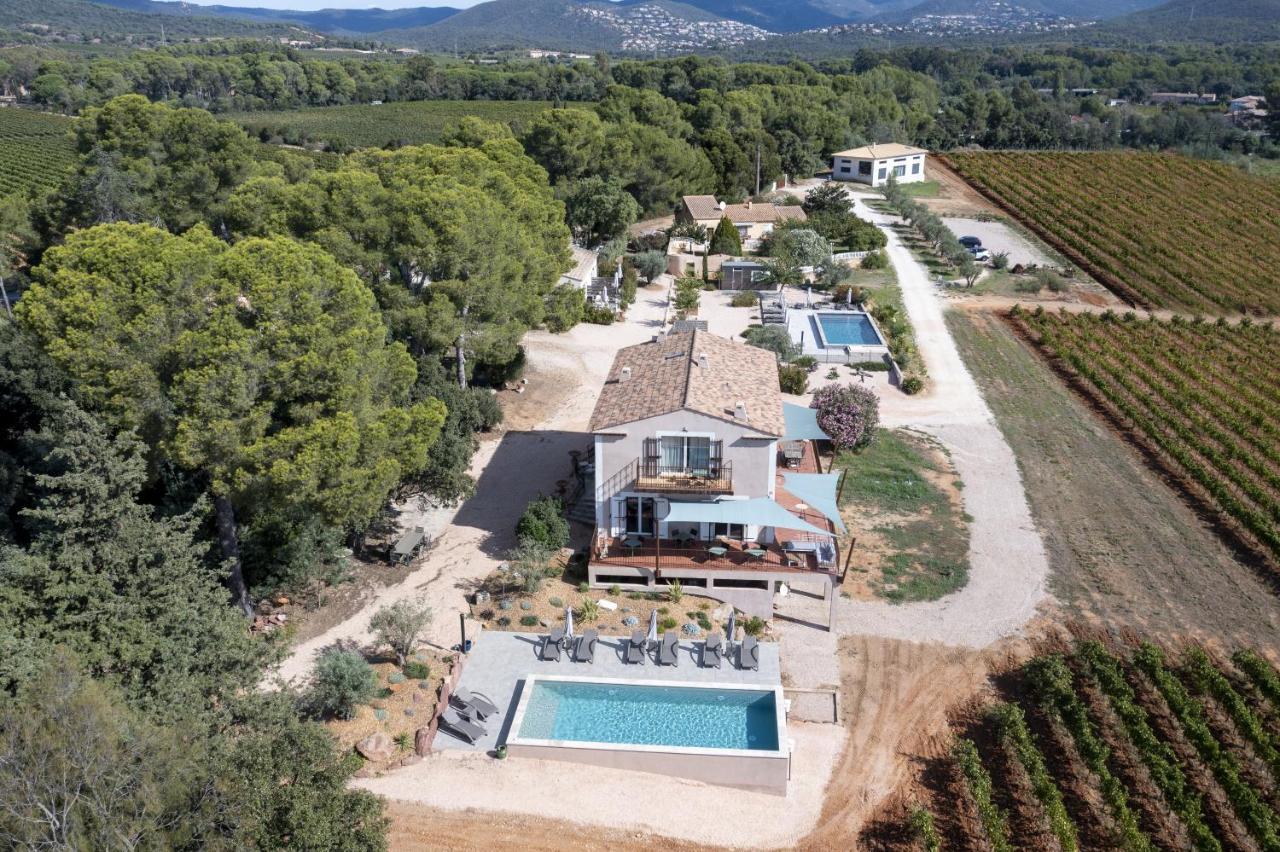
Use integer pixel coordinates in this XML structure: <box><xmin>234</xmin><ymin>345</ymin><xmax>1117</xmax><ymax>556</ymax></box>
<box><xmin>1095</xmin><ymin>0</ymin><xmax>1280</xmax><ymax>42</ymax></box>
<box><xmin>0</xmin><ymin>0</ymin><xmax>316</xmax><ymax>41</ymax></box>
<box><xmin>95</xmin><ymin>0</ymin><xmax>460</xmax><ymax>34</ymax></box>
<box><xmin>639</xmin><ymin>0</ymin><xmax>846</xmax><ymax>31</ymax></box>
<box><xmin>873</xmin><ymin>0</ymin><xmax>1164</xmax><ymax>21</ymax></box>
<box><xmin>393</xmin><ymin>0</ymin><xmax>773</xmax><ymax>52</ymax></box>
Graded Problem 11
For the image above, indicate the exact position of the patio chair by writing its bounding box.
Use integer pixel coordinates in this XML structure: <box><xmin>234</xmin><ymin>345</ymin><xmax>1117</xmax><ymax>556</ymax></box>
<box><xmin>539</xmin><ymin>628</ymin><xmax>564</xmax><ymax>662</ymax></box>
<box><xmin>702</xmin><ymin>632</ymin><xmax>724</xmax><ymax>669</ymax></box>
<box><xmin>440</xmin><ymin>708</ymin><xmax>486</xmax><ymax>744</ymax></box>
<box><xmin>658</xmin><ymin>632</ymin><xmax>680</xmax><ymax>666</ymax></box>
<box><xmin>575</xmin><ymin>629</ymin><xmax>598</xmax><ymax>663</ymax></box>
<box><xmin>451</xmin><ymin>687</ymin><xmax>500</xmax><ymax>720</ymax></box>
<box><xmin>740</xmin><ymin>635</ymin><xmax>760</xmax><ymax>671</ymax></box>
<box><xmin>626</xmin><ymin>630</ymin><xmax>646</xmax><ymax>664</ymax></box>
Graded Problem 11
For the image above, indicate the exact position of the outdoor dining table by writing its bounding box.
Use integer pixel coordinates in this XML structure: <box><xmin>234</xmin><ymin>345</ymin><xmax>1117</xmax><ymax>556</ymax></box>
<box><xmin>706</xmin><ymin>545</ymin><xmax>729</xmax><ymax>560</ymax></box>
<box><xmin>745</xmin><ymin>548</ymin><xmax>766</xmax><ymax>562</ymax></box>
<box><xmin>622</xmin><ymin>536</ymin><xmax>643</xmax><ymax>555</ymax></box>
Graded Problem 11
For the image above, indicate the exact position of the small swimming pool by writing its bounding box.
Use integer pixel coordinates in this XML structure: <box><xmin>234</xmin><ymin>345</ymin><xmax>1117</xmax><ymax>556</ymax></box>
<box><xmin>517</xmin><ymin>679</ymin><xmax>779</xmax><ymax>751</ymax></box>
<box><xmin>505</xmin><ymin>676</ymin><xmax>790</xmax><ymax>793</ymax></box>
<box><xmin>814</xmin><ymin>311</ymin><xmax>884</xmax><ymax>347</ymax></box>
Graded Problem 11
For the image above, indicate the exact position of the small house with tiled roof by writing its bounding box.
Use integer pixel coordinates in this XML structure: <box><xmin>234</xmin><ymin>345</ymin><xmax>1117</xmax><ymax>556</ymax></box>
<box><xmin>585</xmin><ymin>329</ymin><xmax>842</xmax><ymax>620</ymax></box>
<box><xmin>678</xmin><ymin>195</ymin><xmax>807</xmax><ymax>243</ymax></box>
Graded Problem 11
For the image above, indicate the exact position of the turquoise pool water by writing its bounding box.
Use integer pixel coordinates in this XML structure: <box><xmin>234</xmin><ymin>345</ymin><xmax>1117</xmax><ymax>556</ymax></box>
<box><xmin>816</xmin><ymin>312</ymin><xmax>883</xmax><ymax>347</ymax></box>
<box><xmin>518</xmin><ymin>681</ymin><xmax>779</xmax><ymax>751</ymax></box>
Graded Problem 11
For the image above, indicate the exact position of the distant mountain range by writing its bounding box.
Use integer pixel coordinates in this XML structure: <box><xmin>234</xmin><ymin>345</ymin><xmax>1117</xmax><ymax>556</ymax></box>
<box><xmin>95</xmin><ymin>0</ymin><xmax>459</xmax><ymax>34</ymax></box>
<box><xmin>13</xmin><ymin>0</ymin><xmax>1280</xmax><ymax>52</ymax></box>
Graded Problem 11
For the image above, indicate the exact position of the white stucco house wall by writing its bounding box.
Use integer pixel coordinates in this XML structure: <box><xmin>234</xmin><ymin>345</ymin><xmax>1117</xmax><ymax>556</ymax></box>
<box><xmin>830</xmin><ymin>143</ymin><xmax>928</xmax><ymax>187</ymax></box>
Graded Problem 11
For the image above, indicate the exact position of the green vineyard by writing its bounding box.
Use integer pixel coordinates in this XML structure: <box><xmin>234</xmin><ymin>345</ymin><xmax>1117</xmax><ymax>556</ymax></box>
<box><xmin>0</xmin><ymin>108</ymin><xmax>76</xmax><ymax>197</ymax></box>
<box><xmin>227</xmin><ymin>100</ymin><xmax>561</xmax><ymax>150</ymax></box>
<box><xmin>942</xmin><ymin>151</ymin><xmax>1280</xmax><ymax>315</ymax></box>
<box><xmin>883</xmin><ymin>639</ymin><xmax>1280</xmax><ymax>851</ymax></box>
<box><xmin>1009</xmin><ymin>307</ymin><xmax>1280</xmax><ymax>570</ymax></box>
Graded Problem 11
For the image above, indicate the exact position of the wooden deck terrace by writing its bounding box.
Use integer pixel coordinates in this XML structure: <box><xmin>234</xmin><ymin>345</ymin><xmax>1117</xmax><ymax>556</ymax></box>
<box><xmin>593</xmin><ymin>536</ymin><xmax>833</xmax><ymax>575</ymax></box>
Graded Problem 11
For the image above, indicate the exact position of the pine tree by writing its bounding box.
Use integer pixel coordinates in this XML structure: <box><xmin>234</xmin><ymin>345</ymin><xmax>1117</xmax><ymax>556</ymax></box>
<box><xmin>709</xmin><ymin>215</ymin><xmax>742</xmax><ymax>256</ymax></box>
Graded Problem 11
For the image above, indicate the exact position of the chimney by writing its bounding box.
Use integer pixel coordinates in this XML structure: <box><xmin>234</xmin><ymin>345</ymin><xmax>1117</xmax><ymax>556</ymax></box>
<box><xmin>733</xmin><ymin>401</ymin><xmax>748</xmax><ymax>421</ymax></box>
<box><xmin>745</xmin><ymin>200</ymin><xmax>752</xmax><ymax>210</ymax></box>
<box><xmin>718</xmin><ymin>200</ymin><xmax>726</xmax><ymax>211</ymax></box>
<box><xmin>697</xmin><ymin>353</ymin><xmax>709</xmax><ymax>370</ymax></box>
<box><xmin>620</xmin><ymin>366</ymin><xmax>632</xmax><ymax>382</ymax></box>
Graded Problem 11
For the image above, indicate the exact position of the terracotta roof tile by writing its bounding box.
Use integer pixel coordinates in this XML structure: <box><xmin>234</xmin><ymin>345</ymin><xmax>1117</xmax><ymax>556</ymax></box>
<box><xmin>589</xmin><ymin>330</ymin><xmax>784</xmax><ymax>437</ymax></box>
<box><xmin>681</xmin><ymin>196</ymin><xmax>808</xmax><ymax>225</ymax></box>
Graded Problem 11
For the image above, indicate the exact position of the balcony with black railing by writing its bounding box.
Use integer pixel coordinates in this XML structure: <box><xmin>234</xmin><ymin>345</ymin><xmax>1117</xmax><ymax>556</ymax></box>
<box><xmin>633</xmin><ymin>457</ymin><xmax>733</xmax><ymax>494</ymax></box>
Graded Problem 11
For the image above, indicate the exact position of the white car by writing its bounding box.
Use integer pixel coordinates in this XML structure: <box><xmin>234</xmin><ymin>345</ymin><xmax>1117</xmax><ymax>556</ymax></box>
<box><xmin>969</xmin><ymin>247</ymin><xmax>991</xmax><ymax>262</ymax></box>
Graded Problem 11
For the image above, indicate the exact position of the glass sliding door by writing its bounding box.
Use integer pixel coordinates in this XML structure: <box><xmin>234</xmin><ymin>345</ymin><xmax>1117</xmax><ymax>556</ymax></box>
<box><xmin>623</xmin><ymin>496</ymin><xmax>656</xmax><ymax>536</ymax></box>
<box><xmin>658</xmin><ymin>435</ymin><xmax>713</xmax><ymax>474</ymax></box>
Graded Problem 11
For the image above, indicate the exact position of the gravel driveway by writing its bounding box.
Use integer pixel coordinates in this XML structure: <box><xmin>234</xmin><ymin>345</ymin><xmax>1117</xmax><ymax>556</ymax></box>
<box><xmin>942</xmin><ymin>217</ymin><xmax>1053</xmax><ymax>267</ymax></box>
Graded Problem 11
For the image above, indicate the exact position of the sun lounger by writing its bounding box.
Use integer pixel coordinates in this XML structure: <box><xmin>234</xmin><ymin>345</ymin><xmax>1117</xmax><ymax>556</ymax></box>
<box><xmin>740</xmin><ymin>635</ymin><xmax>759</xmax><ymax>671</ymax></box>
<box><xmin>540</xmin><ymin>627</ymin><xmax>564</xmax><ymax>662</ymax></box>
<box><xmin>452</xmin><ymin>687</ymin><xmax>500</xmax><ymax>720</ymax></box>
<box><xmin>626</xmin><ymin>630</ymin><xmax>646</xmax><ymax>664</ymax></box>
<box><xmin>658</xmin><ymin>632</ymin><xmax>679</xmax><ymax>666</ymax></box>
<box><xmin>440</xmin><ymin>708</ymin><xmax>486</xmax><ymax>744</ymax></box>
<box><xmin>575</xmin><ymin>629</ymin><xmax>598</xmax><ymax>663</ymax></box>
<box><xmin>702</xmin><ymin>632</ymin><xmax>724</xmax><ymax>668</ymax></box>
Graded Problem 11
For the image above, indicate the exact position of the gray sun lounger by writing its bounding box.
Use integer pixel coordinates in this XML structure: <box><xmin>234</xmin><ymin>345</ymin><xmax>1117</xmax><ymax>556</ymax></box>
<box><xmin>440</xmin><ymin>708</ymin><xmax>486</xmax><ymax>744</ymax></box>
<box><xmin>452</xmin><ymin>687</ymin><xmax>500</xmax><ymax>720</ymax></box>
<box><xmin>575</xmin><ymin>628</ymin><xmax>598</xmax><ymax>663</ymax></box>
<box><xmin>702</xmin><ymin>632</ymin><xmax>724</xmax><ymax>668</ymax></box>
<box><xmin>658</xmin><ymin>632</ymin><xmax>680</xmax><ymax>666</ymax></box>
<box><xmin>626</xmin><ymin>630</ymin><xmax>646</xmax><ymax>664</ymax></box>
<box><xmin>740</xmin><ymin>635</ymin><xmax>760</xmax><ymax>671</ymax></box>
<box><xmin>540</xmin><ymin>627</ymin><xmax>564</xmax><ymax>661</ymax></box>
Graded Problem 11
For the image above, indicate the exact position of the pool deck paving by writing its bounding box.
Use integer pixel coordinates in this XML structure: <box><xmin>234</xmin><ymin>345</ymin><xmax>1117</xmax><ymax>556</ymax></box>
<box><xmin>437</xmin><ymin>629</ymin><xmax>781</xmax><ymax>753</ymax></box>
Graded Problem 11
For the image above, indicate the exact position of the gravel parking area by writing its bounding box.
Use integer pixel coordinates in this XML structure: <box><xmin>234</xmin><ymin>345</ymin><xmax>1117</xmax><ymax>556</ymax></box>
<box><xmin>942</xmin><ymin>217</ymin><xmax>1053</xmax><ymax>267</ymax></box>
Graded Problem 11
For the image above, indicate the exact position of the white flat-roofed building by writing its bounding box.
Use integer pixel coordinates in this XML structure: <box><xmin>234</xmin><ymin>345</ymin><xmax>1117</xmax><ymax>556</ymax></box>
<box><xmin>830</xmin><ymin>143</ymin><xmax>928</xmax><ymax>187</ymax></box>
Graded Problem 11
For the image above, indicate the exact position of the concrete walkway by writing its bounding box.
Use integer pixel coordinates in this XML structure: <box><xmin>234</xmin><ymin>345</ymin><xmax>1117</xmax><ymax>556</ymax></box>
<box><xmin>820</xmin><ymin>193</ymin><xmax>1052</xmax><ymax>650</ymax></box>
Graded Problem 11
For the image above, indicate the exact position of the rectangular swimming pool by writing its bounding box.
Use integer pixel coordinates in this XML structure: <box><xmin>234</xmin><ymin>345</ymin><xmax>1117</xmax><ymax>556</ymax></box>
<box><xmin>517</xmin><ymin>679</ymin><xmax>779</xmax><ymax>751</ymax></box>
<box><xmin>814</xmin><ymin>311</ymin><xmax>884</xmax><ymax>347</ymax></box>
<box><xmin>506</xmin><ymin>675</ymin><xmax>789</xmax><ymax>793</ymax></box>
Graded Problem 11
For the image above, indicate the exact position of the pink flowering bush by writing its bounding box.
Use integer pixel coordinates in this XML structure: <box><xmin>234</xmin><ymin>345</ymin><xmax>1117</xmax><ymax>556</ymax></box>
<box><xmin>811</xmin><ymin>383</ymin><xmax>879</xmax><ymax>451</ymax></box>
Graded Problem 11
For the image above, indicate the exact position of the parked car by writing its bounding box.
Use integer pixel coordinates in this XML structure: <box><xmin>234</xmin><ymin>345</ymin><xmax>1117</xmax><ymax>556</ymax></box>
<box><xmin>969</xmin><ymin>247</ymin><xmax>991</xmax><ymax>262</ymax></box>
<box><xmin>958</xmin><ymin>235</ymin><xmax>982</xmax><ymax>249</ymax></box>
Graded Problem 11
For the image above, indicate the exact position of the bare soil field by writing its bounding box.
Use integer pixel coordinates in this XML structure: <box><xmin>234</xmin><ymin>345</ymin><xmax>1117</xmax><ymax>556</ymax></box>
<box><xmin>947</xmin><ymin>310</ymin><xmax>1280</xmax><ymax>651</ymax></box>
<box><xmin>921</xmin><ymin>159</ymin><xmax>1003</xmax><ymax>216</ymax></box>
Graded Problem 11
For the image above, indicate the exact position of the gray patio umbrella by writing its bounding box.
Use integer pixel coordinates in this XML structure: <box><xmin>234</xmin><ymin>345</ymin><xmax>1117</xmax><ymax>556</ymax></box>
<box><xmin>846</xmin><ymin>285</ymin><xmax>853</xmax><ymax>305</ymax></box>
<box><xmin>726</xmin><ymin>610</ymin><xmax>737</xmax><ymax>649</ymax></box>
<box><xmin>646</xmin><ymin>609</ymin><xmax>658</xmax><ymax>649</ymax></box>
<box><xmin>805</xmin><ymin>286</ymin><xmax>812</xmax><ymax>307</ymax></box>
<box><xmin>564</xmin><ymin>606</ymin><xmax>575</xmax><ymax>643</ymax></box>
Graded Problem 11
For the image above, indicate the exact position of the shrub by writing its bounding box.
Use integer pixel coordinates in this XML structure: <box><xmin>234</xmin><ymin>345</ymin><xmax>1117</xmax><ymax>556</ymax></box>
<box><xmin>861</xmin><ymin>250</ymin><xmax>888</xmax><ymax>270</ymax></box>
<box><xmin>730</xmin><ymin>290</ymin><xmax>758</xmax><ymax>307</ymax></box>
<box><xmin>496</xmin><ymin>616</ymin><xmax>511</xmax><ymax>627</ymax></box>
<box><xmin>709</xmin><ymin>216</ymin><xmax>743</xmax><ymax>255</ymax></box>
<box><xmin>743</xmin><ymin>325</ymin><xmax>800</xmax><ymax>361</ymax></box>
<box><xmin>402</xmin><ymin>661</ymin><xmax>430</xmax><ymax>680</ymax></box>
<box><xmin>667</xmin><ymin>580</ymin><xmax>683</xmax><ymax>603</ymax></box>
<box><xmin>682</xmin><ymin>623</ymin><xmax>700</xmax><ymax>635</ymax></box>
<box><xmin>307</xmin><ymin>649</ymin><xmax>378</xmax><ymax>720</ymax></box>
<box><xmin>792</xmin><ymin>355</ymin><xmax>818</xmax><ymax>371</ymax></box>
<box><xmin>578</xmin><ymin>581</ymin><xmax>590</xmax><ymax>594</ymax></box>
<box><xmin>583</xmin><ymin>304</ymin><xmax>616</xmax><ymax>324</ymax></box>
<box><xmin>1036</xmin><ymin>268</ymin><xmax>1070</xmax><ymax>293</ymax></box>
<box><xmin>515</xmin><ymin>496</ymin><xmax>570</xmax><ymax>550</ymax></box>
<box><xmin>497</xmin><ymin>598</ymin><xmax>513</xmax><ymax>611</ymax></box>
<box><xmin>519</xmin><ymin>615</ymin><xmax>539</xmax><ymax>627</ymax></box>
<box><xmin>543</xmin><ymin>284</ymin><xmax>584</xmax><ymax>333</ymax></box>
<box><xmin>394</xmin><ymin>732</ymin><xmax>412</xmax><ymax>752</ymax></box>
<box><xmin>674</xmin><ymin>277</ymin><xmax>701</xmax><ymax>313</ymax></box>
<box><xmin>370</xmin><ymin>596</ymin><xmax>434</xmax><ymax>666</ymax></box>
<box><xmin>608</xmin><ymin>584</ymin><xmax>622</xmax><ymax>596</ymax></box>
<box><xmin>742</xmin><ymin>616</ymin><xmax>766</xmax><ymax>637</ymax></box>
<box><xmin>811</xmin><ymin>383</ymin><xmax>880</xmax><ymax>450</ymax></box>
<box><xmin>622</xmin><ymin>615</ymin><xmax>639</xmax><ymax>627</ymax></box>
<box><xmin>778</xmin><ymin>364</ymin><xmax>808</xmax><ymax>395</ymax></box>
<box><xmin>850</xmin><ymin>360</ymin><xmax>889</xmax><ymax>371</ymax></box>
<box><xmin>548</xmin><ymin>596</ymin><xmax>563</xmax><ymax>608</ymax></box>
<box><xmin>659</xmin><ymin>616</ymin><xmax>678</xmax><ymax>631</ymax></box>
<box><xmin>990</xmin><ymin>251</ymin><xmax>1010</xmax><ymax>270</ymax></box>
<box><xmin>519</xmin><ymin>601</ymin><xmax>532</xmax><ymax>611</ymax></box>
<box><xmin>832</xmin><ymin>283</ymin><xmax>865</xmax><ymax>304</ymax></box>
<box><xmin>577</xmin><ymin>598</ymin><xmax>600</xmax><ymax>623</ymax></box>
<box><xmin>901</xmin><ymin>375</ymin><xmax>924</xmax><ymax>395</ymax></box>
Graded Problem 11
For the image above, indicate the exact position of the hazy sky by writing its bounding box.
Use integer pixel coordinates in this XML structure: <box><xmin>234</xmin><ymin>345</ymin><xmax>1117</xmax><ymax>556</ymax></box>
<box><xmin>185</xmin><ymin>0</ymin><xmax>481</xmax><ymax>9</ymax></box>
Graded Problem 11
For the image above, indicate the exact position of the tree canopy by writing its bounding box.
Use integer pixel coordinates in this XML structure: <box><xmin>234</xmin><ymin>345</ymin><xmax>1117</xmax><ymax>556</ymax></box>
<box><xmin>16</xmin><ymin>223</ymin><xmax>446</xmax><ymax>604</ymax></box>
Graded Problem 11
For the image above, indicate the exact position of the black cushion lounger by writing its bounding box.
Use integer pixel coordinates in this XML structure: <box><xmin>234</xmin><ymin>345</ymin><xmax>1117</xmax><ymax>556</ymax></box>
<box><xmin>702</xmin><ymin>632</ymin><xmax>724</xmax><ymax>668</ymax></box>
<box><xmin>440</xmin><ymin>708</ymin><xmax>486</xmax><ymax>744</ymax></box>
<box><xmin>576</xmin><ymin>629</ymin><xmax>598</xmax><ymax>663</ymax></box>
<box><xmin>452</xmin><ymin>687</ymin><xmax>500</xmax><ymax>720</ymax></box>
<box><xmin>740</xmin><ymin>635</ymin><xmax>760</xmax><ymax>671</ymax></box>
<box><xmin>658</xmin><ymin>632</ymin><xmax>680</xmax><ymax>666</ymax></box>
<box><xmin>540</xmin><ymin>628</ymin><xmax>564</xmax><ymax>661</ymax></box>
<box><xmin>626</xmin><ymin>630</ymin><xmax>646</xmax><ymax>664</ymax></box>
